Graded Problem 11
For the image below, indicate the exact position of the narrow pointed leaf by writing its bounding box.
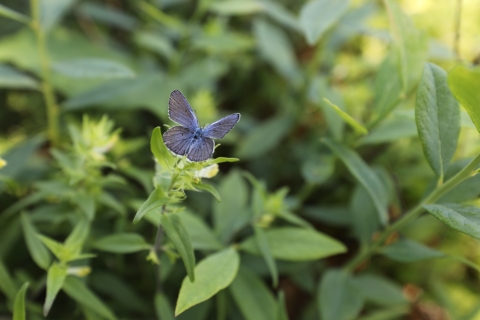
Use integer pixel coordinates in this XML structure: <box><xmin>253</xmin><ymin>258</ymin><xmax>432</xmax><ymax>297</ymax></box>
<box><xmin>0</xmin><ymin>258</ymin><xmax>17</xmax><ymax>300</ymax></box>
<box><xmin>94</xmin><ymin>233</ymin><xmax>151</xmax><ymax>253</ymax></box>
<box><xmin>254</xmin><ymin>227</ymin><xmax>278</xmax><ymax>287</ymax></box>
<box><xmin>324</xmin><ymin>98</ymin><xmax>368</xmax><ymax>135</ymax></box>
<box><xmin>192</xmin><ymin>182</ymin><xmax>221</xmax><ymax>202</ymax></box>
<box><xmin>44</xmin><ymin>263</ymin><xmax>67</xmax><ymax>316</ymax></box>
<box><xmin>415</xmin><ymin>63</ymin><xmax>460</xmax><ymax>179</ymax></box>
<box><xmin>133</xmin><ymin>187</ymin><xmax>169</xmax><ymax>224</ymax></box>
<box><xmin>175</xmin><ymin>248</ymin><xmax>239</xmax><ymax>316</ymax></box>
<box><xmin>381</xmin><ymin>238</ymin><xmax>444</xmax><ymax>263</ymax></box>
<box><xmin>161</xmin><ymin>213</ymin><xmax>196</xmax><ymax>282</ymax></box>
<box><xmin>63</xmin><ymin>277</ymin><xmax>117</xmax><ymax>320</ymax></box>
<box><xmin>448</xmin><ymin>65</ymin><xmax>480</xmax><ymax>133</ymax></box>
<box><xmin>155</xmin><ymin>293</ymin><xmax>175</xmax><ymax>320</ymax></box>
<box><xmin>13</xmin><ymin>282</ymin><xmax>29</xmax><ymax>320</ymax></box>
<box><xmin>52</xmin><ymin>58</ymin><xmax>135</xmax><ymax>79</ymax></box>
<box><xmin>21</xmin><ymin>213</ymin><xmax>51</xmax><ymax>270</ymax></box>
<box><xmin>352</xmin><ymin>274</ymin><xmax>406</xmax><ymax>306</ymax></box>
<box><xmin>323</xmin><ymin>138</ymin><xmax>389</xmax><ymax>225</ymax></box>
<box><xmin>0</xmin><ymin>4</ymin><xmax>30</xmax><ymax>24</ymax></box>
<box><xmin>64</xmin><ymin>219</ymin><xmax>90</xmax><ymax>252</ymax></box>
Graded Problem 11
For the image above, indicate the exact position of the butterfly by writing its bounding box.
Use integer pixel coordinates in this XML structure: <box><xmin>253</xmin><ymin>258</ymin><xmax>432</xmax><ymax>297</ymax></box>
<box><xmin>163</xmin><ymin>90</ymin><xmax>240</xmax><ymax>162</ymax></box>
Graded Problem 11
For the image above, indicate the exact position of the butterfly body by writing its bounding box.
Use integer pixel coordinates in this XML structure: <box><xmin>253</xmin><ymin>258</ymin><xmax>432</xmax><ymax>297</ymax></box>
<box><xmin>163</xmin><ymin>90</ymin><xmax>240</xmax><ymax>162</ymax></box>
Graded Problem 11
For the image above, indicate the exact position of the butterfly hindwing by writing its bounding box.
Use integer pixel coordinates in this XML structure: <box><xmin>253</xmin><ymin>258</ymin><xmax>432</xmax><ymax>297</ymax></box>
<box><xmin>168</xmin><ymin>90</ymin><xmax>199</xmax><ymax>131</ymax></box>
<box><xmin>203</xmin><ymin>113</ymin><xmax>240</xmax><ymax>139</ymax></box>
<box><xmin>187</xmin><ymin>137</ymin><xmax>214</xmax><ymax>162</ymax></box>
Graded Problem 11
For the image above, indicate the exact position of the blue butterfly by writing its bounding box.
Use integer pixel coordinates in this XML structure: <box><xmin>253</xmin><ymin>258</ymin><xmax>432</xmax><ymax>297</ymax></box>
<box><xmin>163</xmin><ymin>90</ymin><xmax>240</xmax><ymax>162</ymax></box>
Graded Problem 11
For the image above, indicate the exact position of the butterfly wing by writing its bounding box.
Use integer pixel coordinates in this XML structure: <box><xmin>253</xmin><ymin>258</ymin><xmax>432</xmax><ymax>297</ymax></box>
<box><xmin>187</xmin><ymin>137</ymin><xmax>214</xmax><ymax>162</ymax></box>
<box><xmin>163</xmin><ymin>126</ymin><xmax>194</xmax><ymax>156</ymax></box>
<box><xmin>203</xmin><ymin>113</ymin><xmax>240</xmax><ymax>139</ymax></box>
<box><xmin>168</xmin><ymin>90</ymin><xmax>199</xmax><ymax>131</ymax></box>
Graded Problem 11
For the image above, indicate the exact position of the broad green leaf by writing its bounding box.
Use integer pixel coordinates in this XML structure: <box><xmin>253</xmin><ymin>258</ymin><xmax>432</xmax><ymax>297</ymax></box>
<box><xmin>299</xmin><ymin>0</ymin><xmax>349</xmax><ymax>45</ymax></box>
<box><xmin>151</xmin><ymin>127</ymin><xmax>175</xmax><ymax>170</ymax></box>
<box><xmin>323</xmin><ymin>138</ymin><xmax>389</xmax><ymax>225</ymax></box>
<box><xmin>0</xmin><ymin>5</ymin><xmax>29</xmax><ymax>24</ymax></box>
<box><xmin>236</xmin><ymin>116</ymin><xmax>292</xmax><ymax>159</ymax></box>
<box><xmin>361</xmin><ymin>116</ymin><xmax>417</xmax><ymax>145</ymax></box>
<box><xmin>44</xmin><ymin>262</ymin><xmax>67</xmax><ymax>316</ymax></box>
<box><xmin>175</xmin><ymin>247</ymin><xmax>240</xmax><ymax>315</ymax></box>
<box><xmin>240</xmin><ymin>227</ymin><xmax>346</xmax><ymax>261</ymax></box>
<box><xmin>155</xmin><ymin>293</ymin><xmax>175</xmax><ymax>320</ymax></box>
<box><xmin>13</xmin><ymin>282</ymin><xmax>29</xmax><ymax>320</ymax></box>
<box><xmin>230</xmin><ymin>267</ymin><xmax>277</xmax><ymax>320</ymax></box>
<box><xmin>384</xmin><ymin>0</ymin><xmax>428</xmax><ymax>91</ymax></box>
<box><xmin>381</xmin><ymin>238</ymin><xmax>444</xmax><ymax>262</ymax></box>
<box><xmin>323</xmin><ymin>98</ymin><xmax>368</xmax><ymax>135</ymax></box>
<box><xmin>0</xmin><ymin>258</ymin><xmax>17</xmax><ymax>300</ymax></box>
<box><xmin>318</xmin><ymin>270</ymin><xmax>364</xmax><ymax>320</ymax></box>
<box><xmin>178</xmin><ymin>211</ymin><xmax>223</xmax><ymax>251</ymax></box>
<box><xmin>350</xmin><ymin>184</ymin><xmax>381</xmax><ymax>244</ymax></box>
<box><xmin>254</xmin><ymin>227</ymin><xmax>278</xmax><ymax>287</ymax></box>
<box><xmin>40</xmin><ymin>0</ymin><xmax>76</xmax><ymax>32</ymax></box>
<box><xmin>52</xmin><ymin>58</ymin><xmax>135</xmax><ymax>79</ymax></box>
<box><xmin>191</xmin><ymin>182</ymin><xmax>221</xmax><ymax>202</ymax></box>
<box><xmin>133</xmin><ymin>187</ymin><xmax>169</xmax><ymax>224</ymax></box>
<box><xmin>0</xmin><ymin>64</ymin><xmax>38</xmax><ymax>89</ymax></box>
<box><xmin>161</xmin><ymin>213</ymin><xmax>196</xmax><ymax>282</ymax></box>
<box><xmin>21</xmin><ymin>213</ymin><xmax>51</xmax><ymax>270</ymax></box>
<box><xmin>415</xmin><ymin>63</ymin><xmax>460</xmax><ymax>180</ymax></box>
<box><xmin>371</xmin><ymin>53</ymin><xmax>404</xmax><ymax>124</ymax></box>
<box><xmin>424</xmin><ymin>204</ymin><xmax>480</xmax><ymax>240</ymax></box>
<box><xmin>214</xmin><ymin>170</ymin><xmax>250</xmax><ymax>243</ymax></box>
<box><xmin>253</xmin><ymin>19</ymin><xmax>299</xmax><ymax>82</ymax></box>
<box><xmin>209</xmin><ymin>0</ymin><xmax>265</xmax><ymax>15</ymax></box>
<box><xmin>352</xmin><ymin>274</ymin><xmax>407</xmax><ymax>306</ymax></box>
<box><xmin>94</xmin><ymin>233</ymin><xmax>151</xmax><ymax>253</ymax></box>
<box><xmin>63</xmin><ymin>277</ymin><xmax>116</xmax><ymax>320</ymax></box>
<box><xmin>448</xmin><ymin>65</ymin><xmax>480</xmax><ymax>133</ymax></box>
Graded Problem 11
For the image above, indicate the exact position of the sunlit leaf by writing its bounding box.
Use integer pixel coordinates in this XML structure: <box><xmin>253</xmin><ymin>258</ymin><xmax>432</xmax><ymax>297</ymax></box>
<box><xmin>94</xmin><ymin>233</ymin><xmax>151</xmax><ymax>253</ymax></box>
<box><xmin>44</xmin><ymin>262</ymin><xmax>67</xmax><ymax>316</ymax></box>
<box><xmin>323</xmin><ymin>98</ymin><xmax>368</xmax><ymax>135</ymax></box>
<box><xmin>209</xmin><ymin>0</ymin><xmax>265</xmax><ymax>15</ymax></box>
<box><xmin>13</xmin><ymin>282</ymin><xmax>29</xmax><ymax>320</ymax></box>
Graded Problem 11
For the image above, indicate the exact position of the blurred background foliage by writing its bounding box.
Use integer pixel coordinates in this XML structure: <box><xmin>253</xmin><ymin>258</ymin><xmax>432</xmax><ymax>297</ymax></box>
<box><xmin>1</xmin><ymin>0</ymin><xmax>480</xmax><ymax>319</ymax></box>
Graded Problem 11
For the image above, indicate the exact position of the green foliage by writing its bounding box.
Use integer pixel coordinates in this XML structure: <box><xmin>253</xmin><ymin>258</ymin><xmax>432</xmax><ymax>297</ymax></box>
<box><xmin>1</xmin><ymin>0</ymin><xmax>480</xmax><ymax>319</ymax></box>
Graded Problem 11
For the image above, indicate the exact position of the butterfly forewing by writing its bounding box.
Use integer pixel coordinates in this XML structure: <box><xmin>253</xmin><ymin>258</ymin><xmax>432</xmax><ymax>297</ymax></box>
<box><xmin>168</xmin><ymin>90</ymin><xmax>199</xmax><ymax>131</ymax></box>
<box><xmin>187</xmin><ymin>137</ymin><xmax>214</xmax><ymax>162</ymax></box>
<box><xmin>203</xmin><ymin>113</ymin><xmax>240</xmax><ymax>139</ymax></box>
<box><xmin>163</xmin><ymin>126</ymin><xmax>194</xmax><ymax>156</ymax></box>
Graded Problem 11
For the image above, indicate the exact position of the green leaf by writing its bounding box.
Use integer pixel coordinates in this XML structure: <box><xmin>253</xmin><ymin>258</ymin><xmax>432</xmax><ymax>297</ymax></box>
<box><xmin>276</xmin><ymin>291</ymin><xmax>289</xmax><ymax>320</ymax></box>
<box><xmin>63</xmin><ymin>276</ymin><xmax>117</xmax><ymax>320</ymax></box>
<box><xmin>352</xmin><ymin>274</ymin><xmax>406</xmax><ymax>306</ymax></box>
<box><xmin>161</xmin><ymin>213</ymin><xmax>196</xmax><ymax>282</ymax></box>
<box><xmin>448</xmin><ymin>65</ymin><xmax>480</xmax><ymax>133</ymax></box>
<box><xmin>44</xmin><ymin>262</ymin><xmax>67</xmax><ymax>316</ymax></box>
<box><xmin>73</xmin><ymin>192</ymin><xmax>96</xmax><ymax>221</ymax></box>
<box><xmin>253</xmin><ymin>18</ymin><xmax>299</xmax><ymax>82</ymax></box>
<box><xmin>350</xmin><ymin>184</ymin><xmax>381</xmax><ymax>244</ymax></box>
<box><xmin>361</xmin><ymin>115</ymin><xmax>417</xmax><ymax>145</ymax></box>
<box><xmin>240</xmin><ymin>227</ymin><xmax>346</xmax><ymax>261</ymax></box>
<box><xmin>155</xmin><ymin>293</ymin><xmax>175</xmax><ymax>320</ymax></box>
<box><xmin>0</xmin><ymin>258</ymin><xmax>17</xmax><ymax>300</ymax></box>
<box><xmin>301</xmin><ymin>154</ymin><xmax>335</xmax><ymax>185</ymax></box>
<box><xmin>135</xmin><ymin>31</ymin><xmax>175</xmax><ymax>59</ymax></box>
<box><xmin>209</xmin><ymin>0</ymin><xmax>265</xmax><ymax>15</ymax></box>
<box><xmin>133</xmin><ymin>187</ymin><xmax>169</xmax><ymax>224</ymax></box>
<box><xmin>40</xmin><ymin>0</ymin><xmax>76</xmax><ymax>32</ymax></box>
<box><xmin>415</xmin><ymin>63</ymin><xmax>460</xmax><ymax>180</ymax></box>
<box><xmin>277</xmin><ymin>210</ymin><xmax>314</xmax><ymax>230</ymax></box>
<box><xmin>259</xmin><ymin>0</ymin><xmax>302</xmax><ymax>32</ymax></box>
<box><xmin>381</xmin><ymin>238</ymin><xmax>444</xmax><ymax>263</ymax></box>
<box><xmin>323</xmin><ymin>98</ymin><xmax>368</xmax><ymax>135</ymax></box>
<box><xmin>236</xmin><ymin>116</ymin><xmax>292</xmax><ymax>159</ymax></box>
<box><xmin>192</xmin><ymin>182</ymin><xmax>221</xmax><ymax>202</ymax></box>
<box><xmin>78</xmin><ymin>2</ymin><xmax>138</xmax><ymax>31</ymax></box>
<box><xmin>178</xmin><ymin>211</ymin><xmax>223</xmax><ymax>251</ymax></box>
<box><xmin>424</xmin><ymin>204</ymin><xmax>480</xmax><ymax>240</ymax></box>
<box><xmin>21</xmin><ymin>213</ymin><xmax>51</xmax><ymax>270</ymax></box>
<box><xmin>94</xmin><ymin>233</ymin><xmax>151</xmax><ymax>253</ymax></box>
<box><xmin>64</xmin><ymin>219</ymin><xmax>90</xmax><ymax>253</ymax></box>
<box><xmin>0</xmin><ymin>64</ymin><xmax>38</xmax><ymax>89</ymax></box>
<box><xmin>151</xmin><ymin>127</ymin><xmax>175</xmax><ymax>170</ymax></box>
<box><xmin>230</xmin><ymin>267</ymin><xmax>277</xmax><ymax>320</ymax></box>
<box><xmin>52</xmin><ymin>58</ymin><xmax>135</xmax><ymax>79</ymax></box>
<box><xmin>214</xmin><ymin>170</ymin><xmax>250</xmax><ymax>243</ymax></box>
<box><xmin>0</xmin><ymin>4</ymin><xmax>30</xmax><ymax>24</ymax></box>
<box><xmin>318</xmin><ymin>270</ymin><xmax>364</xmax><ymax>320</ymax></box>
<box><xmin>37</xmin><ymin>235</ymin><xmax>65</xmax><ymax>261</ymax></box>
<box><xmin>299</xmin><ymin>0</ymin><xmax>349</xmax><ymax>45</ymax></box>
<box><xmin>254</xmin><ymin>227</ymin><xmax>278</xmax><ymax>287</ymax></box>
<box><xmin>384</xmin><ymin>0</ymin><xmax>428</xmax><ymax>91</ymax></box>
<box><xmin>175</xmin><ymin>247</ymin><xmax>240</xmax><ymax>316</ymax></box>
<box><xmin>13</xmin><ymin>282</ymin><xmax>29</xmax><ymax>320</ymax></box>
<box><xmin>323</xmin><ymin>138</ymin><xmax>389</xmax><ymax>225</ymax></box>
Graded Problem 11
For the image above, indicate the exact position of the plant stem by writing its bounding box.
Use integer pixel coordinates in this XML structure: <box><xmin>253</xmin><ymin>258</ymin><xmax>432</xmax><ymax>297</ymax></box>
<box><xmin>30</xmin><ymin>0</ymin><xmax>60</xmax><ymax>146</ymax></box>
<box><xmin>344</xmin><ymin>152</ymin><xmax>480</xmax><ymax>272</ymax></box>
<box><xmin>154</xmin><ymin>207</ymin><xmax>165</xmax><ymax>293</ymax></box>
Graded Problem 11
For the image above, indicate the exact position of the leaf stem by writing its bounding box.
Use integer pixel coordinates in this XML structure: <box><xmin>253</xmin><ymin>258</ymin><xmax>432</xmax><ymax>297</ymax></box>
<box><xmin>30</xmin><ymin>0</ymin><xmax>60</xmax><ymax>146</ymax></box>
<box><xmin>344</xmin><ymin>152</ymin><xmax>480</xmax><ymax>271</ymax></box>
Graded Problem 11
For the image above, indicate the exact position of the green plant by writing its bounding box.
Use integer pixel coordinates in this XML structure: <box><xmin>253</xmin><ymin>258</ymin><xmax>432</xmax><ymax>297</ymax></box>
<box><xmin>1</xmin><ymin>0</ymin><xmax>480</xmax><ymax>319</ymax></box>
